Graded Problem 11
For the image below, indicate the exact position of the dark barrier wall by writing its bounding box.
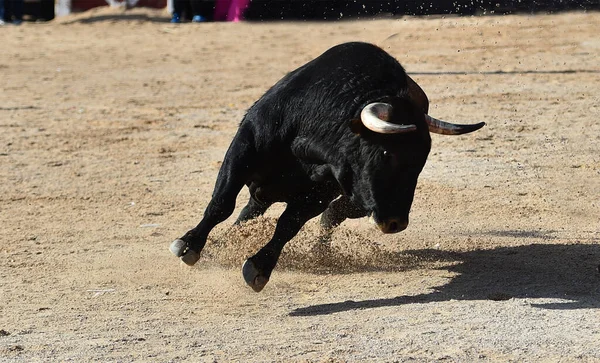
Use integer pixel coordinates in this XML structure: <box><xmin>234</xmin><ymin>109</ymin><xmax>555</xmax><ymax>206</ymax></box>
<box><xmin>5</xmin><ymin>0</ymin><xmax>55</xmax><ymax>20</ymax></box>
<box><xmin>12</xmin><ymin>0</ymin><xmax>167</xmax><ymax>21</ymax></box>
<box><xmin>244</xmin><ymin>0</ymin><xmax>600</xmax><ymax>20</ymax></box>
<box><xmin>14</xmin><ymin>0</ymin><xmax>600</xmax><ymax>23</ymax></box>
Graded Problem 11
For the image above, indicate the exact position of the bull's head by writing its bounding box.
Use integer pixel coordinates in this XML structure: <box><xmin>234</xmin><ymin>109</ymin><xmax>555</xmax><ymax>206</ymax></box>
<box><xmin>345</xmin><ymin>87</ymin><xmax>485</xmax><ymax>234</ymax></box>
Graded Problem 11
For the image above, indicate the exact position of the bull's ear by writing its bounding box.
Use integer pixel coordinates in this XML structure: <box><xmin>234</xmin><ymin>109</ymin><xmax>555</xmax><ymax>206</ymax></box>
<box><xmin>349</xmin><ymin>118</ymin><xmax>365</xmax><ymax>135</ymax></box>
<box><xmin>406</xmin><ymin>74</ymin><xmax>430</xmax><ymax>114</ymax></box>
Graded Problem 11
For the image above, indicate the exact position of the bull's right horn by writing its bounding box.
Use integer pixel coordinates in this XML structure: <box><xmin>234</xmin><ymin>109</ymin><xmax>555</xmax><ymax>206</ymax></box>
<box><xmin>425</xmin><ymin>114</ymin><xmax>486</xmax><ymax>135</ymax></box>
<box><xmin>361</xmin><ymin>103</ymin><xmax>417</xmax><ymax>134</ymax></box>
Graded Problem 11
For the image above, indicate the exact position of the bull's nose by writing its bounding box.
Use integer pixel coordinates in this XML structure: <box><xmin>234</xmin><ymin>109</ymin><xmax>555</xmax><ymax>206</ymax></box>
<box><xmin>378</xmin><ymin>218</ymin><xmax>408</xmax><ymax>234</ymax></box>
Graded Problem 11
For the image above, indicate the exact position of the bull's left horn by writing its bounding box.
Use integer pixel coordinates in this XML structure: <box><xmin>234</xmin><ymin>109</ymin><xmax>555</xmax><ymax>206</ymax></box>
<box><xmin>425</xmin><ymin>114</ymin><xmax>485</xmax><ymax>135</ymax></box>
<box><xmin>361</xmin><ymin>103</ymin><xmax>417</xmax><ymax>134</ymax></box>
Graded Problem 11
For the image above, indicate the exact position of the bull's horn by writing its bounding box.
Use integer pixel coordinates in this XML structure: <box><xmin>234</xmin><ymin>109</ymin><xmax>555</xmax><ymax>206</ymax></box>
<box><xmin>425</xmin><ymin>114</ymin><xmax>485</xmax><ymax>135</ymax></box>
<box><xmin>361</xmin><ymin>103</ymin><xmax>417</xmax><ymax>134</ymax></box>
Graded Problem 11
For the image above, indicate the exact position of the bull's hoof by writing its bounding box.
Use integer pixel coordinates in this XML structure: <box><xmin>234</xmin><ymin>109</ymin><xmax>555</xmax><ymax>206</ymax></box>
<box><xmin>180</xmin><ymin>249</ymin><xmax>201</xmax><ymax>266</ymax></box>
<box><xmin>170</xmin><ymin>239</ymin><xmax>201</xmax><ymax>266</ymax></box>
<box><xmin>242</xmin><ymin>259</ymin><xmax>269</xmax><ymax>292</ymax></box>
<box><xmin>169</xmin><ymin>239</ymin><xmax>187</xmax><ymax>257</ymax></box>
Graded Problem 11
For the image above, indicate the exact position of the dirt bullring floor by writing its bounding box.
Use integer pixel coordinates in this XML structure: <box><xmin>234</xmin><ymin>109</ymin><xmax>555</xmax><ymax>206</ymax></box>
<box><xmin>1</xmin><ymin>8</ymin><xmax>600</xmax><ymax>361</ymax></box>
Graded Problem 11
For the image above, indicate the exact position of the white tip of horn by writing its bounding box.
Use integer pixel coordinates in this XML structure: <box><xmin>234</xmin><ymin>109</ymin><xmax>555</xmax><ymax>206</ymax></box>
<box><xmin>360</xmin><ymin>103</ymin><xmax>417</xmax><ymax>134</ymax></box>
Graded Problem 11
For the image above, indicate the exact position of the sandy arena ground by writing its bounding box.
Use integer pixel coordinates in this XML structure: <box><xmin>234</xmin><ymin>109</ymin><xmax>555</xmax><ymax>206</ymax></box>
<box><xmin>1</xmin><ymin>8</ymin><xmax>600</xmax><ymax>362</ymax></box>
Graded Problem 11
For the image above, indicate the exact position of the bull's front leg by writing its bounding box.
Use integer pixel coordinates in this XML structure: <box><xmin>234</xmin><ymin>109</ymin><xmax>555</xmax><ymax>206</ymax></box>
<box><xmin>170</xmin><ymin>191</ymin><xmax>243</xmax><ymax>265</ymax></box>
<box><xmin>242</xmin><ymin>196</ymin><xmax>330</xmax><ymax>292</ymax></box>
<box><xmin>170</xmin><ymin>128</ymin><xmax>256</xmax><ymax>265</ymax></box>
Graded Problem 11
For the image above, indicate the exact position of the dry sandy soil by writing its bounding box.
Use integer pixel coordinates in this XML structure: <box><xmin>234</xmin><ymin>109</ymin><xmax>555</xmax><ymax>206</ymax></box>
<box><xmin>1</xmin><ymin>8</ymin><xmax>600</xmax><ymax>362</ymax></box>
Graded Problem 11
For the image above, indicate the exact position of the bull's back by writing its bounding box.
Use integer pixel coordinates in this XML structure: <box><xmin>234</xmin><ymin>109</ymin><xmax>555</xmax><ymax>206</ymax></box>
<box><xmin>276</xmin><ymin>42</ymin><xmax>408</xmax><ymax>108</ymax></box>
<box><xmin>243</xmin><ymin>42</ymin><xmax>409</xmax><ymax>141</ymax></box>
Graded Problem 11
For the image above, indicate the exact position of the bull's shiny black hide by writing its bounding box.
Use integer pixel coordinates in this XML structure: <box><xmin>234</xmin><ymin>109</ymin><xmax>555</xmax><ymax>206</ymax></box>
<box><xmin>175</xmin><ymin>42</ymin><xmax>434</xmax><ymax>291</ymax></box>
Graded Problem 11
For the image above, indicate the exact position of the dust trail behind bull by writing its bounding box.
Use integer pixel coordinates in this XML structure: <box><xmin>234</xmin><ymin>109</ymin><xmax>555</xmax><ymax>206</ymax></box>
<box><xmin>205</xmin><ymin>217</ymin><xmax>457</xmax><ymax>274</ymax></box>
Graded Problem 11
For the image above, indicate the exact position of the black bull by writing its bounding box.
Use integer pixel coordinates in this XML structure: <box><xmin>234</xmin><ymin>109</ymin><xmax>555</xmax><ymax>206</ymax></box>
<box><xmin>170</xmin><ymin>42</ymin><xmax>485</xmax><ymax>292</ymax></box>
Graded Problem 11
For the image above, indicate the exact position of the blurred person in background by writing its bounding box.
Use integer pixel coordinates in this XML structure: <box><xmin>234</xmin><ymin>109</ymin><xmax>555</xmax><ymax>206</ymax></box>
<box><xmin>172</xmin><ymin>0</ymin><xmax>215</xmax><ymax>23</ymax></box>
<box><xmin>214</xmin><ymin>0</ymin><xmax>249</xmax><ymax>22</ymax></box>
<box><xmin>0</xmin><ymin>0</ymin><xmax>5</xmax><ymax>25</ymax></box>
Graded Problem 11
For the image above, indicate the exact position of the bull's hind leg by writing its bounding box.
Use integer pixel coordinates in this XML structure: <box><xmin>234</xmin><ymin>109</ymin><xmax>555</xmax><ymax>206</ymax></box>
<box><xmin>319</xmin><ymin>195</ymin><xmax>366</xmax><ymax>242</ymax></box>
<box><xmin>242</xmin><ymin>196</ymin><xmax>329</xmax><ymax>292</ymax></box>
<box><xmin>170</xmin><ymin>127</ymin><xmax>256</xmax><ymax>266</ymax></box>
<box><xmin>234</xmin><ymin>195</ymin><xmax>271</xmax><ymax>225</ymax></box>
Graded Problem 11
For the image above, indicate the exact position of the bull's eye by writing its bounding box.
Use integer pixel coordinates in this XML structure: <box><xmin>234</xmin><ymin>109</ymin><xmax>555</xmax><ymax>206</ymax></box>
<box><xmin>382</xmin><ymin>150</ymin><xmax>391</xmax><ymax>164</ymax></box>
<box><xmin>382</xmin><ymin>150</ymin><xmax>390</xmax><ymax>163</ymax></box>
<box><xmin>383</xmin><ymin>150</ymin><xmax>399</xmax><ymax>169</ymax></box>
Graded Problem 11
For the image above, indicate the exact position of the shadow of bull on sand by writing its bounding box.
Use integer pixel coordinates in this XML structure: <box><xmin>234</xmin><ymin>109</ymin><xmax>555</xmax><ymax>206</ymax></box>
<box><xmin>290</xmin><ymin>240</ymin><xmax>600</xmax><ymax>316</ymax></box>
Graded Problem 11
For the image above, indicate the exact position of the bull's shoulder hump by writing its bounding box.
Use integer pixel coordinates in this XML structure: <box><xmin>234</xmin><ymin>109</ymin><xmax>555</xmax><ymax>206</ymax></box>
<box><xmin>319</xmin><ymin>42</ymin><xmax>388</xmax><ymax>59</ymax></box>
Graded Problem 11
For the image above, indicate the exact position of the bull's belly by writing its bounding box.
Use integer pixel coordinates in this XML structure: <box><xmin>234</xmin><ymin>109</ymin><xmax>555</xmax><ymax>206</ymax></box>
<box><xmin>247</xmin><ymin>177</ymin><xmax>339</xmax><ymax>206</ymax></box>
<box><xmin>248</xmin><ymin>180</ymin><xmax>312</xmax><ymax>204</ymax></box>
<box><xmin>246</xmin><ymin>156</ymin><xmax>341</xmax><ymax>206</ymax></box>
<box><xmin>251</xmin><ymin>184</ymin><xmax>290</xmax><ymax>204</ymax></box>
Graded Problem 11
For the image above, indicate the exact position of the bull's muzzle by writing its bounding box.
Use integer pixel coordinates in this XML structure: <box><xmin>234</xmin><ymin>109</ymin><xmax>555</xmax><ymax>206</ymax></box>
<box><xmin>378</xmin><ymin>218</ymin><xmax>408</xmax><ymax>234</ymax></box>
